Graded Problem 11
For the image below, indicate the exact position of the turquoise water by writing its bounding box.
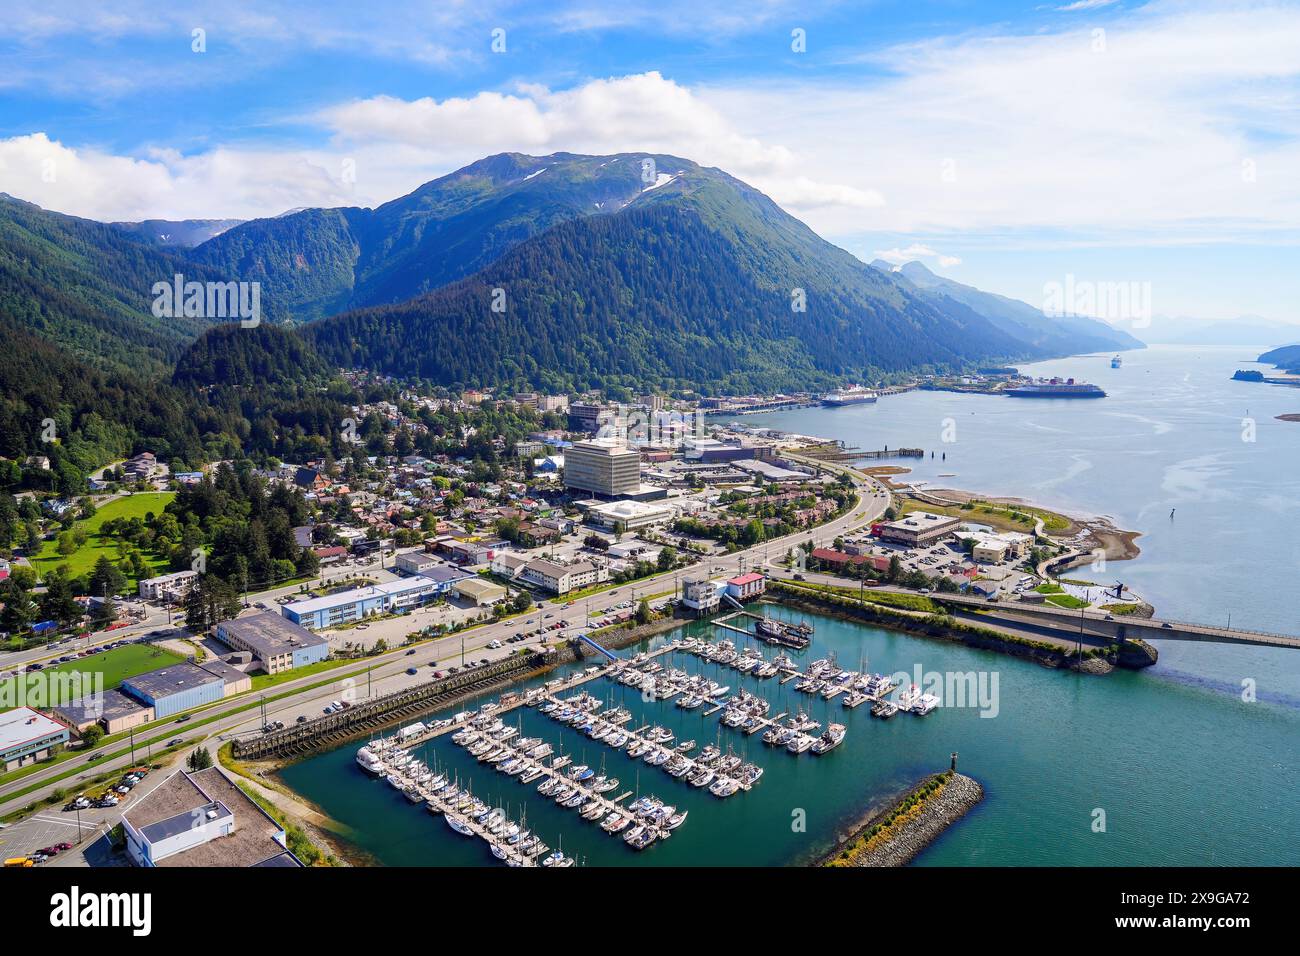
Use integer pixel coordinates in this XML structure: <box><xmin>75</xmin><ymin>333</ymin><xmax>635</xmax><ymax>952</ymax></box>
<box><xmin>278</xmin><ymin>605</ymin><xmax>1300</xmax><ymax>866</ymax></box>
<box><xmin>279</xmin><ymin>345</ymin><xmax>1300</xmax><ymax>865</ymax></box>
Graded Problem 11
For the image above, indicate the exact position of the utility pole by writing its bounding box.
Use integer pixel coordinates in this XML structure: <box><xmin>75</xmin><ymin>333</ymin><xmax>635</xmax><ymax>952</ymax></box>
<box><xmin>129</xmin><ymin>725</ymin><xmax>136</xmax><ymax>764</ymax></box>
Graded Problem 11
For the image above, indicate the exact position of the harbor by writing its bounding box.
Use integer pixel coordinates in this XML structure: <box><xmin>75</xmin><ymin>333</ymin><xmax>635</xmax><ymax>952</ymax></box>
<box><xmin>278</xmin><ymin>595</ymin><xmax>1300</xmax><ymax>867</ymax></box>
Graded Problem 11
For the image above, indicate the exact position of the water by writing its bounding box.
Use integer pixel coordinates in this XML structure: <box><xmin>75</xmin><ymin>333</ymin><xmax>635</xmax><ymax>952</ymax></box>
<box><xmin>279</xmin><ymin>606</ymin><xmax>1300</xmax><ymax>866</ymax></box>
<box><xmin>739</xmin><ymin>345</ymin><xmax>1300</xmax><ymax>706</ymax></box>
<box><xmin>279</xmin><ymin>345</ymin><xmax>1300</xmax><ymax>865</ymax></box>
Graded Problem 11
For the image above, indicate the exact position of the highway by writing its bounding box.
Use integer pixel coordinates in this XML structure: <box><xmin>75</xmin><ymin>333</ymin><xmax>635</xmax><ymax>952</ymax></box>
<box><xmin>0</xmin><ymin>457</ymin><xmax>889</xmax><ymax>821</ymax></box>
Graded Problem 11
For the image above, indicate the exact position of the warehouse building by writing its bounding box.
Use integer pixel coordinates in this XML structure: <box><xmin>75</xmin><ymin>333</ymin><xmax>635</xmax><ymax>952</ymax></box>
<box><xmin>120</xmin><ymin>664</ymin><xmax>226</xmax><ymax>719</ymax></box>
<box><xmin>453</xmin><ymin>578</ymin><xmax>509</xmax><ymax>606</ymax></box>
<box><xmin>215</xmin><ymin>612</ymin><xmax>329</xmax><ymax>674</ymax></box>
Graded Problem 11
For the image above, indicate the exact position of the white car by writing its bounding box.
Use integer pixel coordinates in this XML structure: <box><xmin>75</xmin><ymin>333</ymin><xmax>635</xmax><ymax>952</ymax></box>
<box><xmin>487</xmin><ymin>640</ymin><xmax>503</xmax><ymax>649</ymax></box>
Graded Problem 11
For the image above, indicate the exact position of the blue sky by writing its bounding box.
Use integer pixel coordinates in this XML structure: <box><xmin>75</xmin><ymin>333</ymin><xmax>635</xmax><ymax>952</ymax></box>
<box><xmin>2</xmin><ymin>0</ymin><xmax>1299</xmax><ymax>328</ymax></box>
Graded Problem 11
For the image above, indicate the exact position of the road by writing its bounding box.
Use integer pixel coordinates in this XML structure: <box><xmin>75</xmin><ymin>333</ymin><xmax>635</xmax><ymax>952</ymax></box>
<box><xmin>0</xmin><ymin>458</ymin><xmax>887</xmax><ymax>825</ymax></box>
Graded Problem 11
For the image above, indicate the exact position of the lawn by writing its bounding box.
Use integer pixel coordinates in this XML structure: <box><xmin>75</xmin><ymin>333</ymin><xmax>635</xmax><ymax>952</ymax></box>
<box><xmin>32</xmin><ymin>492</ymin><xmax>176</xmax><ymax>582</ymax></box>
<box><xmin>1045</xmin><ymin>593</ymin><xmax>1090</xmax><ymax>609</ymax></box>
<box><xmin>1</xmin><ymin>643</ymin><xmax>185</xmax><ymax>706</ymax></box>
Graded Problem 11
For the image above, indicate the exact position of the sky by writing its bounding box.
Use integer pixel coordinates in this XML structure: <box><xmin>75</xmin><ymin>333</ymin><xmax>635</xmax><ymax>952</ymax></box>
<box><xmin>1</xmin><ymin>0</ymin><xmax>1299</xmax><ymax>328</ymax></box>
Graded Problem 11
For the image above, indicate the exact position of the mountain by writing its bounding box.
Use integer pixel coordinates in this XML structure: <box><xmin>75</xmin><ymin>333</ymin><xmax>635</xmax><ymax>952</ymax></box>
<box><xmin>111</xmin><ymin>218</ymin><xmax>244</xmax><ymax>248</ymax></box>
<box><xmin>183</xmin><ymin>152</ymin><xmax>729</xmax><ymax>320</ymax></box>
<box><xmin>307</xmin><ymin>166</ymin><xmax>1033</xmax><ymax>394</ymax></box>
<box><xmin>871</xmin><ymin>259</ymin><xmax>1143</xmax><ymax>354</ymax></box>
<box><xmin>1136</xmin><ymin>315</ymin><xmax>1300</xmax><ymax>347</ymax></box>
<box><xmin>0</xmin><ymin>194</ymin><xmax>228</xmax><ymax>375</ymax></box>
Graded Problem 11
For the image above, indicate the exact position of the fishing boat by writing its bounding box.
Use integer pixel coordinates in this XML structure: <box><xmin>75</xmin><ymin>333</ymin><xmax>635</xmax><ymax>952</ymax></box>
<box><xmin>871</xmin><ymin>699</ymin><xmax>899</xmax><ymax>719</ymax></box>
<box><xmin>786</xmin><ymin>734</ymin><xmax>814</xmax><ymax>754</ymax></box>
<box><xmin>811</xmin><ymin>723</ymin><xmax>846</xmax><ymax>754</ymax></box>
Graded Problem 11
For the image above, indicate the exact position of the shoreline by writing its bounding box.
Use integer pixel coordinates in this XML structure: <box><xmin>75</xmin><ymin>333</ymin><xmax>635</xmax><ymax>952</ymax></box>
<box><xmin>817</xmin><ymin>770</ymin><xmax>984</xmax><ymax>867</ymax></box>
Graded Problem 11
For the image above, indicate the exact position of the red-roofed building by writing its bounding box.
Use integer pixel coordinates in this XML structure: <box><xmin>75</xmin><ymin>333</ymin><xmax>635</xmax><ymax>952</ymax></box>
<box><xmin>726</xmin><ymin>572</ymin><xmax>766</xmax><ymax>601</ymax></box>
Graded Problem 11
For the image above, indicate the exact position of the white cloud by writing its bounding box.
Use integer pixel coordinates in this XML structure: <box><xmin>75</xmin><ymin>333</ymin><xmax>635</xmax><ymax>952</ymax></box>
<box><xmin>3</xmin><ymin>0</ymin><xmax>1300</xmax><ymax>252</ymax></box>
<box><xmin>1056</xmin><ymin>0</ymin><xmax>1120</xmax><ymax>11</ymax></box>
<box><xmin>872</xmin><ymin>244</ymin><xmax>962</xmax><ymax>268</ymax></box>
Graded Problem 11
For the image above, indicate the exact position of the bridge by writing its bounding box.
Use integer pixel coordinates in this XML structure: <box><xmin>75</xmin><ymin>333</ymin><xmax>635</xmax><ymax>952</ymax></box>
<box><xmin>575</xmin><ymin>633</ymin><xmax>618</xmax><ymax>662</ymax></box>
<box><xmin>930</xmin><ymin>593</ymin><xmax>1300</xmax><ymax>651</ymax></box>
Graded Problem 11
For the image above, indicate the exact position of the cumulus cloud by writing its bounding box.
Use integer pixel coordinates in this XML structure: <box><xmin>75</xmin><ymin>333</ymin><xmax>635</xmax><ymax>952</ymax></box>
<box><xmin>3</xmin><ymin>0</ymin><xmax>1299</xmax><ymax>251</ymax></box>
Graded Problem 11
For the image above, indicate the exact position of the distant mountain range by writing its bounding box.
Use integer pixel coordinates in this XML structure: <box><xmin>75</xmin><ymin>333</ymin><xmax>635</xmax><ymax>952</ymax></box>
<box><xmin>3</xmin><ymin>152</ymin><xmax>1143</xmax><ymax>397</ymax></box>
<box><xmin>870</xmin><ymin>259</ymin><xmax>1142</xmax><ymax>356</ymax></box>
<box><xmin>1134</xmin><ymin>314</ymin><xmax>1300</xmax><ymax>347</ymax></box>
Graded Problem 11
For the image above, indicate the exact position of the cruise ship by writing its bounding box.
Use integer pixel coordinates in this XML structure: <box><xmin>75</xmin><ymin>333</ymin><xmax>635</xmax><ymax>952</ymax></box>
<box><xmin>821</xmin><ymin>385</ymin><xmax>878</xmax><ymax>406</ymax></box>
<box><xmin>1006</xmin><ymin>377</ymin><xmax>1106</xmax><ymax>398</ymax></box>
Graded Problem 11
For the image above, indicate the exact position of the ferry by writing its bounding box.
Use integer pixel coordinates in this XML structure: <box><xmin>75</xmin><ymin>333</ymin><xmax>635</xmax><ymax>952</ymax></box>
<box><xmin>821</xmin><ymin>385</ymin><xmax>878</xmax><ymax>406</ymax></box>
<box><xmin>1006</xmin><ymin>377</ymin><xmax>1106</xmax><ymax>398</ymax></box>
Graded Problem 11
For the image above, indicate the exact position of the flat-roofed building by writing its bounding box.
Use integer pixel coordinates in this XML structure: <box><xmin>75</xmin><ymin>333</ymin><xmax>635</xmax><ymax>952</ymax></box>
<box><xmin>453</xmin><ymin>578</ymin><xmax>508</xmax><ymax>606</ymax></box>
<box><xmin>394</xmin><ymin>551</ymin><xmax>439</xmax><ymax>575</ymax></box>
<box><xmin>121</xmin><ymin>663</ymin><xmax>225</xmax><ymax>719</ymax></box>
<box><xmin>726</xmin><ymin>572</ymin><xmax>766</xmax><ymax>601</ymax></box>
<box><xmin>583</xmin><ymin>498</ymin><xmax>676</xmax><ymax>531</ymax></box>
<box><xmin>681</xmin><ymin>578</ymin><xmax>724</xmax><ymax>615</ymax></box>
<box><xmin>878</xmin><ymin>511</ymin><xmax>961</xmax><ymax>547</ymax></box>
<box><xmin>564</xmin><ymin>438</ymin><xmax>641</xmax><ymax>497</ymax></box>
<box><xmin>122</xmin><ymin>767</ymin><xmax>302</xmax><ymax>868</ymax></box>
<box><xmin>53</xmin><ymin>690</ymin><xmax>154</xmax><ymax>735</ymax></box>
<box><xmin>970</xmin><ymin>532</ymin><xmax>1032</xmax><ymax>564</ymax></box>
<box><xmin>138</xmin><ymin>569</ymin><xmax>198</xmax><ymax>602</ymax></box>
<box><xmin>0</xmin><ymin>707</ymin><xmax>70</xmax><ymax>770</ymax></box>
<box><xmin>214</xmin><ymin>611</ymin><xmax>329</xmax><ymax>674</ymax></box>
<box><xmin>281</xmin><ymin>576</ymin><xmax>438</xmax><ymax>630</ymax></box>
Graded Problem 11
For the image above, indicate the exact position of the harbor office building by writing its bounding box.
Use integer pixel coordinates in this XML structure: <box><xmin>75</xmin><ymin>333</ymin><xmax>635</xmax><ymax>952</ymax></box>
<box><xmin>876</xmin><ymin>511</ymin><xmax>961</xmax><ymax>547</ymax></box>
<box><xmin>214</xmin><ymin>612</ymin><xmax>329</xmax><ymax>674</ymax></box>
<box><xmin>123</xmin><ymin>767</ymin><xmax>302</xmax><ymax>867</ymax></box>
<box><xmin>0</xmin><ymin>707</ymin><xmax>70</xmax><ymax>770</ymax></box>
<box><xmin>281</xmin><ymin>576</ymin><xmax>439</xmax><ymax>630</ymax></box>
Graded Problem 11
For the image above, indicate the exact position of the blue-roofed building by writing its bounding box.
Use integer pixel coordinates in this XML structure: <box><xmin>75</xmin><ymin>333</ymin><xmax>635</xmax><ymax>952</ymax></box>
<box><xmin>121</xmin><ymin>663</ymin><xmax>225</xmax><ymax>719</ymax></box>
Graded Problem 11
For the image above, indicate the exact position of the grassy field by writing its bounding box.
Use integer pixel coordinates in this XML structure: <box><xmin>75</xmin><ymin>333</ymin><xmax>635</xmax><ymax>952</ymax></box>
<box><xmin>32</xmin><ymin>492</ymin><xmax>176</xmax><ymax>582</ymax></box>
<box><xmin>0</xmin><ymin>643</ymin><xmax>185</xmax><ymax>706</ymax></box>
<box><xmin>901</xmin><ymin>498</ymin><xmax>1069</xmax><ymax>534</ymax></box>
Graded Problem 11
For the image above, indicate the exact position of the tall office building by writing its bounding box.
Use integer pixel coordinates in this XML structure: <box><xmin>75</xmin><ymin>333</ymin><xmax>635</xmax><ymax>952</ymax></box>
<box><xmin>564</xmin><ymin>438</ymin><xmax>642</xmax><ymax>497</ymax></box>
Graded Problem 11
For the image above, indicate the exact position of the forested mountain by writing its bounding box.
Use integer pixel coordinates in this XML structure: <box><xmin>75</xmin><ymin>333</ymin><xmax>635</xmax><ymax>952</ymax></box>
<box><xmin>308</xmin><ymin>197</ymin><xmax>1026</xmax><ymax>394</ymax></box>
<box><xmin>0</xmin><ymin>317</ymin><xmax>203</xmax><ymax>487</ymax></box>
<box><xmin>173</xmin><ymin>323</ymin><xmax>329</xmax><ymax>388</ymax></box>
<box><xmin>183</xmin><ymin>152</ymin><xmax>713</xmax><ymax>320</ymax></box>
<box><xmin>1257</xmin><ymin>343</ymin><xmax>1300</xmax><ymax>371</ymax></box>
<box><xmin>873</xmin><ymin>259</ymin><xmax>1143</xmax><ymax>354</ymax></box>
<box><xmin>0</xmin><ymin>194</ymin><xmax>229</xmax><ymax>375</ymax></box>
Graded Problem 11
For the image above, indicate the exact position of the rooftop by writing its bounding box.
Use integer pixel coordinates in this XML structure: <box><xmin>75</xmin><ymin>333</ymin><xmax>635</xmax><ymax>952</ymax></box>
<box><xmin>122</xmin><ymin>662</ymin><xmax>223</xmax><ymax>700</ymax></box>
<box><xmin>124</xmin><ymin>767</ymin><xmax>302</xmax><ymax>868</ymax></box>
<box><xmin>218</xmin><ymin>611</ymin><xmax>327</xmax><ymax>658</ymax></box>
<box><xmin>0</xmin><ymin>707</ymin><xmax>68</xmax><ymax>753</ymax></box>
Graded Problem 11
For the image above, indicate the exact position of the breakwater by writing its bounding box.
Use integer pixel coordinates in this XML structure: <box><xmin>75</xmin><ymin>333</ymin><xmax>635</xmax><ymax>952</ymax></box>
<box><xmin>767</xmin><ymin>581</ymin><xmax>1151</xmax><ymax>673</ymax></box>
<box><xmin>820</xmin><ymin>770</ymin><xmax>984</xmax><ymax>867</ymax></box>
